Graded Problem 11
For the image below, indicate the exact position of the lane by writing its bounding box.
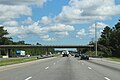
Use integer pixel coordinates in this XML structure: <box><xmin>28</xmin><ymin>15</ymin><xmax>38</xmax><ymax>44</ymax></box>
<box><xmin>80</xmin><ymin>58</ymin><xmax>120</xmax><ymax>80</ymax></box>
<box><xmin>32</xmin><ymin>57</ymin><xmax>105</xmax><ymax>80</ymax></box>
<box><xmin>33</xmin><ymin>57</ymin><xmax>73</xmax><ymax>80</ymax></box>
<box><xmin>89</xmin><ymin>58</ymin><xmax>120</xmax><ymax>71</ymax></box>
<box><xmin>0</xmin><ymin>57</ymin><xmax>61</xmax><ymax>80</ymax></box>
<box><xmin>0</xmin><ymin>56</ymin><xmax>120</xmax><ymax>80</ymax></box>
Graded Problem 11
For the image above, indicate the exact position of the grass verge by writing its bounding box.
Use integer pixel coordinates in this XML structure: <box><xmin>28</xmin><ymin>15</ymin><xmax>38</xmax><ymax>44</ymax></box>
<box><xmin>107</xmin><ymin>57</ymin><xmax>120</xmax><ymax>62</ymax></box>
<box><xmin>53</xmin><ymin>54</ymin><xmax>61</xmax><ymax>57</ymax></box>
<box><xmin>0</xmin><ymin>58</ymin><xmax>38</xmax><ymax>66</ymax></box>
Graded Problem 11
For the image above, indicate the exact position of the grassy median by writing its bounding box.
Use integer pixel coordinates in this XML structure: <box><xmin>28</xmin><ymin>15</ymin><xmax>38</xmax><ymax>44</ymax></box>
<box><xmin>0</xmin><ymin>58</ymin><xmax>38</xmax><ymax>66</ymax></box>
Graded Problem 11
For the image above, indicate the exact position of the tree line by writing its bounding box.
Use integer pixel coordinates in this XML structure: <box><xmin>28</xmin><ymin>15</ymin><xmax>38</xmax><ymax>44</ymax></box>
<box><xmin>89</xmin><ymin>19</ymin><xmax>120</xmax><ymax>57</ymax></box>
<box><xmin>0</xmin><ymin>26</ymin><xmax>54</xmax><ymax>57</ymax></box>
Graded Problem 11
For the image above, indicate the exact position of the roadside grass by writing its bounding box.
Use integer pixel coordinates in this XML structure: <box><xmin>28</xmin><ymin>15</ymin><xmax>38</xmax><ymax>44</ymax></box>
<box><xmin>53</xmin><ymin>54</ymin><xmax>61</xmax><ymax>57</ymax></box>
<box><xmin>107</xmin><ymin>57</ymin><xmax>120</xmax><ymax>62</ymax></box>
<box><xmin>0</xmin><ymin>58</ymin><xmax>38</xmax><ymax>66</ymax></box>
<box><xmin>87</xmin><ymin>51</ymin><xmax>104</xmax><ymax>57</ymax></box>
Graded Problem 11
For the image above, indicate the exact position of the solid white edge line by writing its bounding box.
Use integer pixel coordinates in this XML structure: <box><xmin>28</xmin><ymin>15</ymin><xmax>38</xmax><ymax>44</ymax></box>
<box><xmin>104</xmin><ymin>77</ymin><xmax>111</xmax><ymax>80</ymax></box>
<box><xmin>88</xmin><ymin>67</ymin><xmax>92</xmax><ymax>69</ymax></box>
<box><xmin>25</xmin><ymin>76</ymin><xmax>32</xmax><ymax>80</ymax></box>
<box><xmin>45</xmin><ymin>66</ymin><xmax>49</xmax><ymax>69</ymax></box>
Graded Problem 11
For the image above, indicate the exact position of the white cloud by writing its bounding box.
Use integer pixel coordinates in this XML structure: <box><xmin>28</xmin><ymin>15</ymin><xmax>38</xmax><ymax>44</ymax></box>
<box><xmin>39</xmin><ymin>34</ymin><xmax>56</xmax><ymax>41</ymax></box>
<box><xmin>0</xmin><ymin>0</ymin><xmax>78</xmax><ymax>41</ymax></box>
<box><xmin>48</xmin><ymin>24</ymin><xmax>75</xmax><ymax>32</ymax></box>
<box><xmin>5</xmin><ymin>21</ymin><xmax>43</xmax><ymax>38</ymax></box>
<box><xmin>4</xmin><ymin>20</ymin><xmax>74</xmax><ymax>41</ymax></box>
<box><xmin>0</xmin><ymin>0</ymin><xmax>47</xmax><ymax>22</ymax></box>
<box><xmin>5</xmin><ymin>27</ymin><xmax>25</xmax><ymax>37</ymax></box>
<box><xmin>0</xmin><ymin>0</ymin><xmax>48</xmax><ymax>41</ymax></box>
<box><xmin>3</xmin><ymin>20</ymin><xmax>18</xmax><ymax>27</ymax></box>
<box><xmin>88</xmin><ymin>29</ymin><xmax>95</xmax><ymax>35</ymax></box>
<box><xmin>88</xmin><ymin>22</ymin><xmax>108</xmax><ymax>38</ymax></box>
<box><xmin>90</xmin><ymin>22</ymin><xmax>108</xmax><ymax>29</ymax></box>
<box><xmin>26</xmin><ymin>21</ymin><xmax>47</xmax><ymax>34</ymax></box>
<box><xmin>75</xmin><ymin>22</ymin><xmax>107</xmax><ymax>39</ymax></box>
<box><xmin>55</xmin><ymin>31</ymin><xmax>69</xmax><ymax>37</ymax></box>
<box><xmin>0</xmin><ymin>0</ymin><xmax>46</xmax><ymax>6</ymax></box>
<box><xmin>56</xmin><ymin>0</ymin><xmax>120</xmax><ymax>24</ymax></box>
<box><xmin>58</xmin><ymin>6</ymin><xmax>83</xmax><ymax>19</ymax></box>
<box><xmin>76</xmin><ymin>29</ymin><xmax>86</xmax><ymax>39</ymax></box>
<box><xmin>41</xmin><ymin>23</ymin><xmax>74</xmax><ymax>40</ymax></box>
<box><xmin>43</xmin><ymin>38</ymin><xmax>55</xmax><ymax>41</ymax></box>
<box><xmin>0</xmin><ymin>5</ymin><xmax>32</xmax><ymax>21</ymax></box>
<box><xmin>0</xmin><ymin>25</ymin><xmax>3</xmax><ymax>27</ymax></box>
<box><xmin>17</xmin><ymin>35</ymin><xmax>27</xmax><ymax>40</ymax></box>
<box><xmin>22</xmin><ymin>17</ymin><xmax>34</xmax><ymax>25</ymax></box>
<box><xmin>40</xmin><ymin>35</ymin><xmax>49</xmax><ymax>39</ymax></box>
<box><xmin>40</xmin><ymin>16</ymin><xmax>52</xmax><ymax>25</ymax></box>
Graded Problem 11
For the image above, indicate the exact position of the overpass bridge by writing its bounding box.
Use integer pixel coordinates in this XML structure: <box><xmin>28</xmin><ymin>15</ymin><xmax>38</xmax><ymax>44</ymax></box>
<box><xmin>0</xmin><ymin>45</ymin><xmax>94</xmax><ymax>48</ymax></box>
<box><xmin>0</xmin><ymin>45</ymin><xmax>94</xmax><ymax>57</ymax></box>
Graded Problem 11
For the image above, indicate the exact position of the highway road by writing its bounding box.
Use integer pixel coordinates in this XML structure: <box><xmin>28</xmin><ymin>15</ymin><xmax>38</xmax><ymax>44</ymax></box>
<box><xmin>0</xmin><ymin>56</ymin><xmax>120</xmax><ymax>80</ymax></box>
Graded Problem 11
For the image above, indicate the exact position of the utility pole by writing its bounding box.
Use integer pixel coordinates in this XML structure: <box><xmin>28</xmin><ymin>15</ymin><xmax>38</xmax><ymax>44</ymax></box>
<box><xmin>95</xmin><ymin>23</ymin><xmax>98</xmax><ymax>56</ymax></box>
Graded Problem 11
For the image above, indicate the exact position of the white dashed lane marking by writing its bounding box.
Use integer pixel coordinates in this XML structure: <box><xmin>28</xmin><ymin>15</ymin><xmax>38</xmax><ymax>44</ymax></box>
<box><xmin>45</xmin><ymin>66</ymin><xmax>49</xmax><ymax>69</ymax></box>
<box><xmin>53</xmin><ymin>63</ymin><xmax>56</xmax><ymax>65</ymax></box>
<box><xmin>88</xmin><ymin>67</ymin><xmax>92</xmax><ymax>70</ymax></box>
<box><xmin>104</xmin><ymin>77</ymin><xmax>111</xmax><ymax>80</ymax></box>
<box><xmin>25</xmin><ymin>76</ymin><xmax>32</xmax><ymax>80</ymax></box>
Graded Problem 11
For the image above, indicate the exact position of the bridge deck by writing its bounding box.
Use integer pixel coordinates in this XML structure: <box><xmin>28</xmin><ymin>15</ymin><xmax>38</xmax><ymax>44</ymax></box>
<box><xmin>0</xmin><ymin>45</ymin><xmax>94</xmax><ymax>48</ymax></box>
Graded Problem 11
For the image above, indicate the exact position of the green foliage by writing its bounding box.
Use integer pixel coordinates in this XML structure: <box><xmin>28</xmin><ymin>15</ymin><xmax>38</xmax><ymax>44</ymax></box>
<box><xmin>0</xmin><ymin>55</ymin><xmax>2</xmax><ymax>58</ymax></box>
<box><xmin>97</xmin><ymin>19</ymin><xmax>120</xmax><ymax>57</ymax></box>
<box><xmin>87</xmin><ymin>51</ymin><xmax>104</xmax><ymax>57</ymax></box>
<box><xmin>98</xmin><ymin>26</ymin><xmax>112</xmax><ymax>46</ymax></box>
<box><xmin>97</xmin><ymin>44</ymin><xmax>112</xmax><ymax>57</ymax></box>
<box><xmin>0</xmin><ymin>26</ymin><xmax>8</xmax><ymax>37</ymax></box>
<box><xmin>0</xmin><ymin>26</ymin><xmax>13</xmax><ymax>45</ymax></box>
<box><xmin>81</xmin><ymin>48</ymin><xmax>89</xmax><ymax>53</ymax></box>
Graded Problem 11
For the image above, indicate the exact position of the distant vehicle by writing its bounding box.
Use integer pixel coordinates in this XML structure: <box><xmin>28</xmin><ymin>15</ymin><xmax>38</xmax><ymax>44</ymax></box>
<box><xmin>80</xmin><ymin>53</ymin><xmax>89</xmax><ymax>60</ymax></box>
<box><xmin>16</xmin><ymin>50</ymin><xmax>26</xmax><ymax>57</ymax></box>
<box><xmin>62</xmin><ymin>50</ymin><xmax>69</xmax><ymax>57</ymax></box>
<box><xmin>71</xmin><ymin>54</ymin><xmax>74</xmax><ymax>56</ymax></box>
<box><xmin>26</xmin><ymin>55</ymin><xmax>30</xmax><ymax>57</ymax></box>
<box><xmin>74</xmin><ymin>53</ymin><xmax>79</xmax><ymax>57</ymax></box>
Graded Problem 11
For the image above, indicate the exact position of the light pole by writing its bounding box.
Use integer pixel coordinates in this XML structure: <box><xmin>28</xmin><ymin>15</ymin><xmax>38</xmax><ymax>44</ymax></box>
<box><xmin>95</xmin><ymin>23</ymin><xmax>98</xmax><ymax>56</ymax></box>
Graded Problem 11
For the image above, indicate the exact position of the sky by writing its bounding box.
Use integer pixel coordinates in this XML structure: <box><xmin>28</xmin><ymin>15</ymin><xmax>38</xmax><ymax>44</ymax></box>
<box><xmin>0</xmin><ymin>0</ymin><xmax>120</xmax><ymax>45</ymax></box>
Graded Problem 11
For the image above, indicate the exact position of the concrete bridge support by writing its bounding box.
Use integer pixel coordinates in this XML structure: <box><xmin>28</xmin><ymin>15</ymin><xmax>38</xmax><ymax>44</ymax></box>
<box><xmin>46</xmin><ymin>48</ymin><xmax>48</xmax><ymax>56</ymax></box>
<box><xmin>6</xmin><ymin>49</ymin><xmax>12</xmax><ymax>58</ymax></box>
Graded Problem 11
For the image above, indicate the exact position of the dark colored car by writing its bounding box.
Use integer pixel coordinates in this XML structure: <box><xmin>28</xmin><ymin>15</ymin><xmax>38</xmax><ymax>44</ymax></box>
<box><xmin>62</xmin><ymin>53</ymin><xmax>69</xmax><ymax>57</ymax></box>
<box><xmin>80</xmin><ymin>54</ymin><xmax>89</xmax><ymax>60</ymax></box>
<box><xmin>71</xmin><ymin>53</ymin><xmax>74</xmax><ymax>56</ymax></box>
<box><xmin>74</xmin><ymin>54</ymin><xmax>79</xmax><ymax>57</ymax></box>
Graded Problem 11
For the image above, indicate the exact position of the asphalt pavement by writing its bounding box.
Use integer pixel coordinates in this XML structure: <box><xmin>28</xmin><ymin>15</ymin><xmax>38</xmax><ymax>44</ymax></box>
<box><xmin>0</xmin><ymin>56</ymin><xmax>120</xmax><ymax>80</ymax></box>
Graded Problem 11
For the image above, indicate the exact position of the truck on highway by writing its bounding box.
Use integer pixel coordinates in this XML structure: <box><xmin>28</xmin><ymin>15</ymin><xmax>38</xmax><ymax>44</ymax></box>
<box><xmin>62</xmin><ymin>50</ymin><xmax>69</xmax><ymax>57</ymax></box>
<box><xmin>16</xmin><ymin>50</ymin><xmax>26</xmax><ymax>57</ymax></box>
